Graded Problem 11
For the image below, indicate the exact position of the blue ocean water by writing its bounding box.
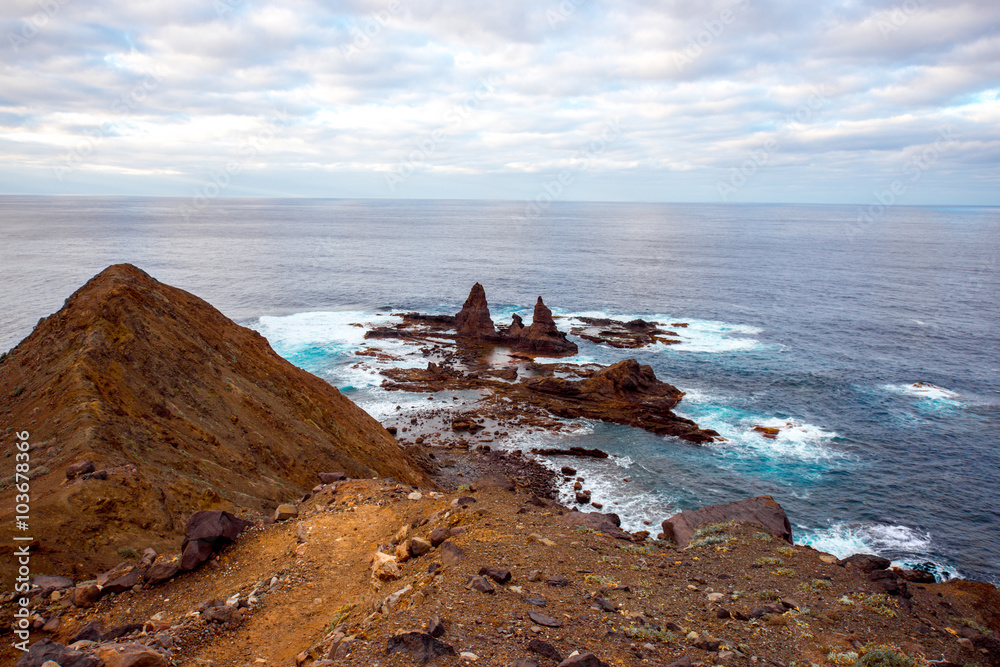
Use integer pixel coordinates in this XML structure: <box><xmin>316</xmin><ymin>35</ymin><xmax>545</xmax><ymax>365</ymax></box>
<box><xmin>2</xmin><ymin>196</ymin><xmax>998</xmax><ymax>583</ymax></box>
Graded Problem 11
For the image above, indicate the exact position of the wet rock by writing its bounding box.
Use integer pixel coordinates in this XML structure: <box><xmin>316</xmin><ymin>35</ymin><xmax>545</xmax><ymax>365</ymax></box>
<box><xmin>65</xmin><ymin>461</ymin><xmax>96</xmax><ymax>480</ymax></box>
<box><xmin>838</xmin><ymin>554</ymin><xmax>891</xmax><ymax>573</ymax></box>
<box><xmin>15</xmin><ymin>639</ymin><xmax>102</xmax><ymax>667</ymax></box>
<box><xmin>96</xmin><ymin>642</ymin><xmax>169</xmax><ymax>667</ymax></box>
<box><xmin>561</xmin><ymin>466</ymin><xmax>577</xmax><ymax>476</ymax></box>
<box><xmin>528</xmin><ymin>611</ymin><xmax>563</xmax><ymax>627</ymax></box>
<box><xmin>528</xmin><ymin>639</ymin><xmax>562</xmax><ymax>662</ymax></box>
<box><xmin>180</xmin><ymin>510</ymin><xmax>252</xmax><ymax>571</ymax></box>
<box><xmin>575</xmin><ymin>490</ymin><xmax>591</xmax><ymax>504</ymax></box>
<box><xmin>441</xmin><ymin>541</ymin><xmax>465</xmax><ymax>566</ymax></box>
<box><xmin>661</xmin><ymin>495</ymin><xmax>792</xmax><ymax>547</ymax></box>
<box><xmin>386</xmin><ymin>631</ymin><xmax>456</xmax><ymax>663</ymax></box>
<box><xmin>534</xmin><ymin>446</ymin><xmax>608</xmax><ymax>459</ymax></box>
<box><xmin>479</xmin><ymin>567</ymin><xmax>512</xmax><ymax>584</ymax></box>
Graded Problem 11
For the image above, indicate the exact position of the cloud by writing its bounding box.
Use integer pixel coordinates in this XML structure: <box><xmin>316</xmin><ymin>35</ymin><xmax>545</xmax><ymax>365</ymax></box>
<box><xmin>0</xmin><ymin>0</ymin><xmax>997</xmax><ymax>203</ymax></box>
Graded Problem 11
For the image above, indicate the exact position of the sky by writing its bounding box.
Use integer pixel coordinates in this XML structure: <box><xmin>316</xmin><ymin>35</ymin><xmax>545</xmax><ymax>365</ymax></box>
<box><xmin>1</xmin><ymin>0</ymin><xmax>998</xmax><ymax>205</ymax></box>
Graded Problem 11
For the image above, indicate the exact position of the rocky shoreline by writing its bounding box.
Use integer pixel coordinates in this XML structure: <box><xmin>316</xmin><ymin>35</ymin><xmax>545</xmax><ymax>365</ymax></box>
<box><xmin>2</xmin><ymin>267</ymin><xmax>998</xmax><ymax>666</ymax></box>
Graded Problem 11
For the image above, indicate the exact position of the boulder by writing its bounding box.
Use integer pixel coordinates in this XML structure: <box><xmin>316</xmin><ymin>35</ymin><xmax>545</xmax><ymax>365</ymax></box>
<box><xmin>429</xmin><ymin>527</ymin><xmax>449</xmax><ymax>547</ymax></box>
<box><xmin>837</xmin><ymin>553</ymin><xmax>891</xmax><ymax>573</ymax></box>
<box><xmin>562</xmin><ymin>510</ymin><xmax>632</xmax><ymax>540</ymax></box>
<box><xmin>71</xmin><ymin>584</ymin><xmax>104</xmax><ymax>608</ymax></box>
<box><xmin>96</xmin><ymin>643</ymin><xmax>169</xmax><ymax>667</ymax></box>
<box><xmin>65</xmin><ymin>460</ymin><xmax>96</xmax><ymax>480</ymax></box>
<box><xmin>371</xmin><ymin>552</ymin><xmax>401</xmax><ymax>584</ymax></box>
<box><xmin>455</xmin><ymin>283</ymin><xmax>497</xmax><ymax>339</ymax></box>
<box><xmin>15</xmin><ymin>639</ymin><xmax>102</xmax><ymax>667</ymax></box>
<box><xmin>102</xmin><ymin>566</ymin><xmax>144</xmax><ymax>595</ymax></box>
<box><xmin>179</xmin><ymin>510</ymin><xmax>252</xmax><ymax>571</ymax></box>
<box><xmin>409</xmin><ymin>537</ymin><xmax>432</xmax><ymax>558</ymax></box>
<box><xmin>386</xmin><ymin>632</ymin><xmax>456</xmax><ymax>662</ymax></box>
<box><xmin>661</xmin><ymin>496</ymin><xmax>792</xmax><ymax>547</ymax></box>
<box><xmin>318</xmin><ymin>472</ymin><xmax>346</xmax><ymax>484</ymax></box>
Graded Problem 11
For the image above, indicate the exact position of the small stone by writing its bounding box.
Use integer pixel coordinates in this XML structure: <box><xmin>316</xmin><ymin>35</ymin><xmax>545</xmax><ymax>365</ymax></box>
<box><xmin>525</xmin><ymin>596</ymin><xmax>547</xmax><ymax>606</ymax></box>
<box><xmin>409</xmin><ymin>537</ymin><xmax>432</xmax><ymax>557</ymax></box>
<box><xmin>466</xmin><ymin>576</ymin><xmax>495</xmax><ymax>594</ymax></box>
<box><xmin>528</xmin><ymin>610</ymin><xmax>563</xmax><ymax>627</ymax></box>
<box><xmin>428</xmin><ymin>615</ymin><xmax>446</xmax><ymax>637</ymax></box>
<box><xmin>478</xmin><ymin>567</ymin><xmax>512</xmax><ymax>584</ymax></box>
<box><xmin>460</xmin><ymin>652</ymin><xmax>479</xmax><ymax>661</ymax></box>
<box><xmin>707</xmin><ymin>592</ymin><xmax>725</xmax><ymax>602</ymax></box>
<box><xmin>643</xmin><ymin>643</ymin><xmax>657</xmax><ymax>651</ymax></box>
<box><xmin>528</xmin><ymin>570</ymin><xmax>543</xmax><ymax>582</ymax></box>
<box><xmin>528</xmin><ymin>639</ymin><xmax>563</xmax><ymax>662</ymax></box>
<box><xmin>274</xmin><ymin>504</ymin><xmax>298</xmax><ymax>521</ymax></box>
<box><xmin>668</xmin><ymin>656</ymin><xmax>694</xmax><ymax>667</ymax></box>
<box><xmin>66</xmin><ymin>460</ymin><xmax>96</xmax><ymax>480</ymax></box>
<box><xmin>546</xmin><ymin>576</ymin><xmax>570</xmax><ymax>587</ymax></box>
<box><xmin>429</xmin><ymin>527</ymin><xmax>449</xmax><ymax>546</ymax></box>
<box><xmin>557</xmin><ymin>654</ymin><xmax>611</xmax><ymax>667</ymax></box>
<box><xmin>441</xmin><ymin>541</ymin><xmax>465</xmax><ymax>566</ymax></box>
<box><xmin>72</xmin><ymin>584</ymin><xmax>104</xmax><ymax>608</ymax></box>
<box><xmin>408</xmin><ymin>492</ymin><xmax>423</xmax><ymax>501</ymax></box>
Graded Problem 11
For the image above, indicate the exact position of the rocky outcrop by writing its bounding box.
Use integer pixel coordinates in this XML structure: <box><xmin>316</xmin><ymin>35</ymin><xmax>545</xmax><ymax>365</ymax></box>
<box><xmin>455</xmin><ymin>283</ymin><xmax>497</xmax><ymax>339</ymax></box>
<box><xmin>506</xmin><ymin>297</ymin><xmax>578</xmax><ymax>356</ymax></box>
<box><xmin>517</xmin><ymin>359</ymin><xmax>719</xmax><ymax>442</ymax></box>
<box><xmin>660</xmin><ymin>495</ymin><xmax>792</xmax><ymax>546</ymax></box>
<box><xmin>0</xmin><ymin>264</ymin><xmax>430</xmax><ymax>581</ymax></box>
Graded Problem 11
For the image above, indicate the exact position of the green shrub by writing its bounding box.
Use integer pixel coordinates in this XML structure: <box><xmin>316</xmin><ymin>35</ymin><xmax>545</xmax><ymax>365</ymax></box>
<box><xmin>854</xmin><ymin>645</ymin><xmax>917</xmax><ymax>667</ymax></box>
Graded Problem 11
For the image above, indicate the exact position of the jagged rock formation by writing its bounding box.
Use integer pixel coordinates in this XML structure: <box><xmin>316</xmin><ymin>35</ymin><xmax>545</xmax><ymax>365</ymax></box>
<box><xmin>454</xmin><ymin>283</ymin><xmax>496</xmax><ymax>340</ymax></box>
<box><xmin>505</xmin><ymin>297</ymin><xmax>578</xmax><ymax>356</ymax></box>
<box><xmin>0</xmin><ymin>264</ymin><xmax>430</xmax><ymax>581</ymax></box>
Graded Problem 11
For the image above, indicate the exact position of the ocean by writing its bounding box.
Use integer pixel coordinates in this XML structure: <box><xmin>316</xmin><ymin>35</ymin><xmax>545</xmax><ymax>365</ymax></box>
<box><xmin>2</xmin><ymin>196</ymin><xmax>998</xmax><ymax>583</ymax></box>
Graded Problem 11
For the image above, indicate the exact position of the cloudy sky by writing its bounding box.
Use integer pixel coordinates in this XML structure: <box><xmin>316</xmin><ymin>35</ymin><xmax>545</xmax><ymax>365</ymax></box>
<box><xmin>1</xmin><ymin>0</ymin><xmax>998</xmax><ymax>204</ymax></box>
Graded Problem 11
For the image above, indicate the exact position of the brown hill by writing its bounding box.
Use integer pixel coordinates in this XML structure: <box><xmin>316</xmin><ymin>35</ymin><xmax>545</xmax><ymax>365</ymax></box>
<box><xmin>0</xmin><ymin>264</ymin><xmax>430</xmax><ymax>583</ymax></box>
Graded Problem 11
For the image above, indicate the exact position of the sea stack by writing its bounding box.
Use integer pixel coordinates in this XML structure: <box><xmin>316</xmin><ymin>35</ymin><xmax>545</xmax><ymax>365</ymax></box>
<box><xmin>454</xmin><ymin>282</ymin><xmax>497</xmax><ymax>339</ymax></box>
<box><xmin>506</xmin><ymin>296</ymin><xmax>578</xmax><ymax>356</ymax></box>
